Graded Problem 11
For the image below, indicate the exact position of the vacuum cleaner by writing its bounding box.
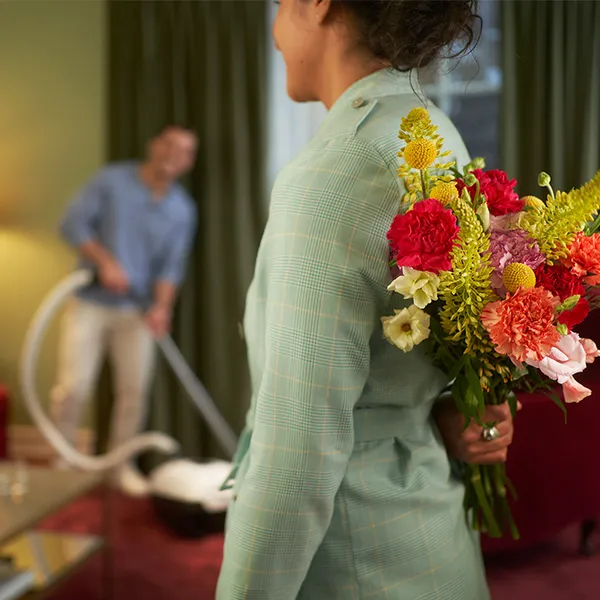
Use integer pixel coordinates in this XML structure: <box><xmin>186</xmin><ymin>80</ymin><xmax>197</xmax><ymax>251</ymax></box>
<box><xmin>19</xmin><ymin>269</ymin><xmax>239</xmax><ymax>538</ymax></box>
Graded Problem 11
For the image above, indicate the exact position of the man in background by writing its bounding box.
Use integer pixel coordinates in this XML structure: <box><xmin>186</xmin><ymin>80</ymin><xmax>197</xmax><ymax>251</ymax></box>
<box><xmin>52</xmin><ymin>125</ymin><xmax>198</xmax><ymax>496</ymax></box>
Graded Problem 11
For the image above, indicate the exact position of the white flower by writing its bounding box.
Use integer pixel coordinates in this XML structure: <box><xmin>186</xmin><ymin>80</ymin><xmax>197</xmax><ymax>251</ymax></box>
<box><xmin>381</xmin><ymin>305</ymin><xmax>431</xmax><ymax>353</ymax></box>
<box><xmin>388</xmin><ymin>267</ymin><xmax>440</xmax><ymax>309</ymax></box>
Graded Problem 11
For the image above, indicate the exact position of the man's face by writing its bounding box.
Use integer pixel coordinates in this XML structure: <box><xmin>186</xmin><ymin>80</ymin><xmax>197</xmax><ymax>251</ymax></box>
<box><xmin>148</xmin><ymin>128</ymin><xmax>197</xmax><ymax>180</ymax></box>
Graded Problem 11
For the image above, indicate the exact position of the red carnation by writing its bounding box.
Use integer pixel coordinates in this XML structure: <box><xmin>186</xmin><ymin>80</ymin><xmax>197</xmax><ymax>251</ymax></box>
<box><xmin>535</xmin><ymin>264</ymin><xmax>589</xmax><ymax>330</ymax></box>
<box><xmin>456</xmin><ymin>169</ymin><xmax>524</xmax><ymax>216</ymax></box>
<box><xmin>558</xmin><ymin>298</ymin><xmax>590</xmax><ymax>330</ymax></box>
<box><xmin>387</xmin><ymin>198</ymin><xmax>459</xmax><ymax>274</ymax></box>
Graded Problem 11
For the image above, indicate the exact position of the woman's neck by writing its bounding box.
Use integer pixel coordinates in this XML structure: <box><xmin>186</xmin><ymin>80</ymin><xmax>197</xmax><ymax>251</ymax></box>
<box><xmin>318</xmin><ymin>50</ymin><xmax>388</xmax><ymax>110</ymax></box>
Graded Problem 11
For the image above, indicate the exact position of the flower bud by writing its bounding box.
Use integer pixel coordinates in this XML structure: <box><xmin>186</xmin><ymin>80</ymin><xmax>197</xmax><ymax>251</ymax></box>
<box><xmin>556</xmin><ymin>323</ymin><xmax>569</xmax><ymax>336</ymax></box>
<box><xmin>470</xmin><ymin>157</ymin><xmax>486</xmax><ymax>170</ymax></box>
<box><xmin>556</xmin><ymin>295</ymin><xmax>580</xmax><ymax>313</ymax></box>
<box><xmin>464</xmin><ymin>173</ymin><xmax>477</xmax><ymax>187</ymax></box>
<box><xmin>538</xmin><ymin>172</ymin><xmax>551</xmax><ymax>187</ymax></box>
<box><xmin>476</xmin><ymin>201</ymin><xmax>490</xmax><ymax>231</ymax></box>
<box><xmin>522</xmin><ymin>195</ymin><xmax>545</xmax><ymax>211</ymax></box>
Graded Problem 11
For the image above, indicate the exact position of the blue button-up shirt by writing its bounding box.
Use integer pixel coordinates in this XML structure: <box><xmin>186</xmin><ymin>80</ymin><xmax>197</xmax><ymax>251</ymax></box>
<box><xmin>60</xmin><ymin>161</ymin><xmax>197</xmax><ymax>309</ymax></box>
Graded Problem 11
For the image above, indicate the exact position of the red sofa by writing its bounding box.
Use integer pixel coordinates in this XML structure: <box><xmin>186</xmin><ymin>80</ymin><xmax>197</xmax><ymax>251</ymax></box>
<box><xmin>481</xmin><ymin>309</ymin><xmax>600</xmax><ymax>555</ymax></box>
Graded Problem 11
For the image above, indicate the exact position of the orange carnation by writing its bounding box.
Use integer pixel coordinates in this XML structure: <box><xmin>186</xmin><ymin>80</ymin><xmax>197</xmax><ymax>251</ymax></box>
<box><xmin>481</xmin><ymin>287</ymin><xmax>561</xmax><ymax>364</ymax></box>
<box><xmin>567</xmin><ymin>232</ymin><xmax>600</xmax><ymax>285</ymax></box>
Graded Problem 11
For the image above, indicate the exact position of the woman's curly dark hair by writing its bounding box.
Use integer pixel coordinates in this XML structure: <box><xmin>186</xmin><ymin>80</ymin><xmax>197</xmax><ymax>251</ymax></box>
<box><xmin>340</xmin><ymin>0</ymin><xmax>481</xmax><ymax>71</ymax></box>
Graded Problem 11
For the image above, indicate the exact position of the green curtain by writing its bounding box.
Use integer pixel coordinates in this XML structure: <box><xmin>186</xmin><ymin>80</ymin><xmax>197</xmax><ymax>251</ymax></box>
<box><xmin>501</xmin><ymin>0</ymin><xmax>600</xmax><ymax>194</ymax></box>
<box><xmin>99</xmin><ymin>0</ymin><xmax>268</xmax><ymax>465</ymax></box>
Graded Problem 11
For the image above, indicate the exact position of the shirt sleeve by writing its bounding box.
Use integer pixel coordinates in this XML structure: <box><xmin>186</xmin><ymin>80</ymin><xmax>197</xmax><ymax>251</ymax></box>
<box><xmin>216</xmin><ymin>137</ymin><xmax>399</xmax><ymax>599</ymax></box>
<box><xmin>155</xmin><ymin>203</ymin><xmax>197</xmax><ymax>286</ymax></box>
<box><xmin>59</xmin><ymin>171</ymin><xmax>107</xmax><ymax>248</ymax></box>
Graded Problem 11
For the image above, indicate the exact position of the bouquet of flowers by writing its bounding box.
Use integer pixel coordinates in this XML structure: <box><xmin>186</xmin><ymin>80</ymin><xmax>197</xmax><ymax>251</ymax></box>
<box><xmin>383</xmin><ymin>107</ymin><xmax>600</xmax><ymax>539</ymax></box>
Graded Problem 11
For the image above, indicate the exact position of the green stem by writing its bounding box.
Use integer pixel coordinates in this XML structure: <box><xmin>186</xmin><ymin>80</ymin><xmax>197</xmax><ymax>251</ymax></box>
<box><xmin>420</xmin><ymin>170</ymin><xmax>430</xmax><ymax>199</ymax></box>
<box><xmin>493</xmin><ymin>463</ymin><xmax>520</xmax><ymax>540</ymax></box>
<box><xmin>469</xmin><ymin>465</ymin><xmax>502</xmax><ymax>538</ymax></box>
<box><xmin>474</xmin><ymin>179</ymin><xmax>481</xmax><ymax>206</ymax></box>
<box><xmin>482</xmin><ymin>467</ymin><xmax>494</xmax><ymax>502</ymax></box>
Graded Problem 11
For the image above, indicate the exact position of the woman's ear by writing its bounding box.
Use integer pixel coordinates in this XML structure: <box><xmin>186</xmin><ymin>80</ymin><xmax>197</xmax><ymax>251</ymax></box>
<box><xmin>314</xmin><ymin>0</ymin><xmax>333</xmax><ymax>24</ymax></box>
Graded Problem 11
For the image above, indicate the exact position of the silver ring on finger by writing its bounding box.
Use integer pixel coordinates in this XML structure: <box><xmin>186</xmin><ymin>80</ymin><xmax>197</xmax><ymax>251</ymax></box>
<box><xmin>481</xmin><ymin>425</ymin><xmax>500</xmax><ymax>442</ymax></box>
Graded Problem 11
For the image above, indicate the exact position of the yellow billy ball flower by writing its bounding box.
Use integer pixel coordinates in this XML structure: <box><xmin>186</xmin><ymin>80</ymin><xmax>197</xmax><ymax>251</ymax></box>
<box><xmin>406</xmin><ymin>107</ymin><xmax>429</xmax><ymax>122</ymax></box>
<box><xmin>503</xmin><ymin>263</ymin><xmax>537</xmax><ymax>293</ymax></box>
<box><xmin>430</xmin><ymin>182</ymin><xmax>459</xmax><ymax>204</ymax></box>
<box><xmin>404</xmin><ymin>138</ymin><xmax>437</xmax><ymax>171</ymax></box>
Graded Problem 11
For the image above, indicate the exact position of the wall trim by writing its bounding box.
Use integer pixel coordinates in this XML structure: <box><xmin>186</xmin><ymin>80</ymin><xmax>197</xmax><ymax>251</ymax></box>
<box><xmin>8</xmin><ymin>425</ymin><xmax>95</xmax><ymax>463</ymax></box>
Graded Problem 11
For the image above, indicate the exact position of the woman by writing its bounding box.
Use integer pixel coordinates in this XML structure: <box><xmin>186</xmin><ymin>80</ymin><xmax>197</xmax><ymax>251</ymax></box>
<box><xmin>217</xmin><ymin>1</ymin><xmax>515</xmax><ymax>598</ymax></box>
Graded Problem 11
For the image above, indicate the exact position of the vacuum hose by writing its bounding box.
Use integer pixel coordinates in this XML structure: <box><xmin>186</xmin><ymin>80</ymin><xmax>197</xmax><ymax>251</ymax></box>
<box><xmin>19</xmin><ymin>269</ymin><xmax>237</xmax><ymax>472</ymax></box>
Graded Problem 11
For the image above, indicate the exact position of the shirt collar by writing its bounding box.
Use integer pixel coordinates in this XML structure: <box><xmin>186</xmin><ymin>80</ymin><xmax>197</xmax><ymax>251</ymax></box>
<box><xmin>133</xmin><ymin>163</ymin><xmax>178</xmax><ymax>205</ymax></box>
<box><xmin>326</xmin><ymin>68</ymin><xmax>416</xmax><ymax>121</ymax></box>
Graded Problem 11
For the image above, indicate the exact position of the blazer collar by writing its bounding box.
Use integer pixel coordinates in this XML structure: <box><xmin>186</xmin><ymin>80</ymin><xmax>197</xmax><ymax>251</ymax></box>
<box><xmin>327</xmin><ymin>68</ymin><xmax>416</xmax><ymax>120</ymax></box>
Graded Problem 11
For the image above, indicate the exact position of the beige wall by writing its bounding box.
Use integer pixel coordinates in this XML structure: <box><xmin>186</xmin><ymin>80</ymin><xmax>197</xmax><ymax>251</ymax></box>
<box><xmin>0</xmin><ymin>0</ymin><xmax>106</xmax><ymax>424</ymax></box>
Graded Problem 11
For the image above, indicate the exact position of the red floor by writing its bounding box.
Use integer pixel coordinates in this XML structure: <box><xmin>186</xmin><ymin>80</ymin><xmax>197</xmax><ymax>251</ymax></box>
<box><xmin>40</xmin><ymin>489</ymin><xmax>600</xmax><ymax>599</ymax></box>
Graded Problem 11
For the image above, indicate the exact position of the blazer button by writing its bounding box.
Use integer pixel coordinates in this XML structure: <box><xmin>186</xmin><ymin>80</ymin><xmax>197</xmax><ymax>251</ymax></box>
<box><xmin>352</xmin><ymin>97</ymin><xmax>367</xmax><ymax>109</ymax></box>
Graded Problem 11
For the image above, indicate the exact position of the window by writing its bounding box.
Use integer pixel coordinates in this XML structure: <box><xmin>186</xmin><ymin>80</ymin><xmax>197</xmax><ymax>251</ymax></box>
<box><xmin>266</xmin><ymin>0</ymin><xmax>502</xmax><ymax>191</ymax></box>
<box><xmin>422</xmin><ymin>0</ymin><xmax>502</xmax><ymax>168</ymax></box>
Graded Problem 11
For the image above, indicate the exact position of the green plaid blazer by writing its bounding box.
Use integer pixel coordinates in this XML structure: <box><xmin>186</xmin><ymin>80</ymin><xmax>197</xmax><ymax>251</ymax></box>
<box><xmin>217</xmin><ymin>69</ymin><xmax>490</xmax><ymax>600</ymax></box>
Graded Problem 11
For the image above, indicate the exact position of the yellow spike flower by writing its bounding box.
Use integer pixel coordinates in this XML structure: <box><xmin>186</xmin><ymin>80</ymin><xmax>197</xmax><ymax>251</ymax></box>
<box><xmin>522</xmin><ymin>196</ymin><xmax>545</xmax><ymax>211</ymax></box>
<box><xmin>521</xmin><ymin>170</ymin><xmax>600</xmax><ymax>262</ymax></box>
<box><xmin>438</xmin><ymin>195</ymin><xmax>497</xmax><ymax>358</ymax></box>
<box><xmin>430</xmin><ymin>182</ymin><xmax>459</xmax><ymax>204</ymax></box>
<box><xmin>403</xmin><ymin>139</ymin><xmax>438</xmax><ymax>170</ymax></box>
<box><xmin>502</xmin><ymin>263</ymin><xmax>536</xmax><ymax>293</ymax></box>
<box><xmin>406</xmin><ymin>107</ymin><xmax>429</xmax><ymax>122</ymax></box>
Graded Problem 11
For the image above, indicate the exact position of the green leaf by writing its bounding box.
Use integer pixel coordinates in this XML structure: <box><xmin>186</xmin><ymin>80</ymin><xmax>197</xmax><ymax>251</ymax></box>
<box><xmin>450</xmin><ymin>166</ymin><xmax>463</xmax><ymax>179</ymax></box>
<box><xmin>544</xmin><ymin>389</ymin><xmax>568</xmax><ymax>424</ymax></box>
<box><xmin>447</xmin><ymin>356</ymin><xmax>466</xmax><ymax>381</ymax></box>
<box><xmin>584</xmin><ymin>212</ymin><xmax>600</xmax><ymax>235</ymax></box>
<box><xmin>511</xmin><ymin>364</ymin><xmax>529</xmax><ymax>381</ymax></box>
<box><xmin>452</xmin><ymin>376</ymin><xmax>477</xmax><ymax>429</ymax></box>
<box><xmin>507</xmin><ymin>393</ymin><xmax>518</xmax><ymax>419</ymax></box>
<box><xmin>464</xmin><ymin>358</ymin><xmax>484</xmax><ymax>406</ymax></box>
<box><xmin>428</xmin><ymin>317</ymin><xmax>458</xmax><ymax>371</ymax></box>
<box><xmin>452</xmin><ymin>376</ymin><xmax>468</xmax><ymax>412</ymax></box>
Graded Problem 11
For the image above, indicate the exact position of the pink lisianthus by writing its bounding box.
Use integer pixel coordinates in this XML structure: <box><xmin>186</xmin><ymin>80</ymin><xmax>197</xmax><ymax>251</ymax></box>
<box><xmin>526</xmin><ymin>332</ymin><xmax>592</xmax><ymax>403</ymax></box>
<box><xmin>582</xmin><ymin>338</ymin><xmax>600</xmax><ymax>363</ymax></box>
<box><xmin>489</xmin><ymin>229</ymin><xmax>545</xmax><ymax>295</ymax></box>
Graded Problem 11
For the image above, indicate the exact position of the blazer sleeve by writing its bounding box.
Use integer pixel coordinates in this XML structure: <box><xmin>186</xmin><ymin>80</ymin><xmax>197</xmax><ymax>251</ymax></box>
<box><xmin>216</xmin><ymin>137</ymin><xmax>399</xmax><ymax>599</ymax></box>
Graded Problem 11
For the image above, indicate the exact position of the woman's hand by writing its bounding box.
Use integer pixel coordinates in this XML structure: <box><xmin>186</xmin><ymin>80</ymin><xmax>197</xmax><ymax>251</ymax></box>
<box><xmin>433</xmin><ymin>399</ymin><xmax>521</xmax><ymax>465</ymax></box>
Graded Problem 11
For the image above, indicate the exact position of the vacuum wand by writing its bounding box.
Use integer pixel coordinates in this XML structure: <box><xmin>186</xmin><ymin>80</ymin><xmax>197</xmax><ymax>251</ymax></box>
<box><xmin>88</xmin><ymin>271</ymin><xmax>239</xmax><ymax>459</ymax></box>
<box><xmin>155</xmin><ymin>335</ymin><xmax>238</xmax><ymax>459</ymax></box>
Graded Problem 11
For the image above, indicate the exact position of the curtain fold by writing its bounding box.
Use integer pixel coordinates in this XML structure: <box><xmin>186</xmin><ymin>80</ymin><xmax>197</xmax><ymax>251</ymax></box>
<box><xmin>501</xmin><ymin>0</ymin><xmax>600</xmax><ymax>194</ymax></box>
<box><xmin>101</xmin><ymin>0</ymin><xmax>268</xmax><ymax>464</ymax></box>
